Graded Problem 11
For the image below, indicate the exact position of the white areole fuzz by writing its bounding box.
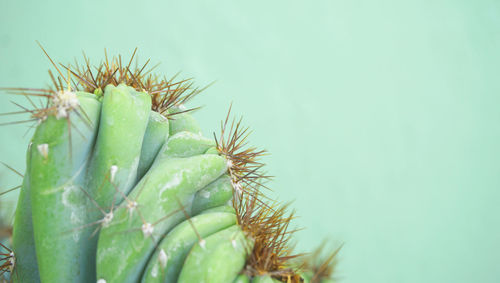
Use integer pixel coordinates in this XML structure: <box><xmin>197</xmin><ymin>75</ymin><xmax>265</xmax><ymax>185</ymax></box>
<box><xmin>53</xmin><ymin>90</ymin><xmax>79</xmax><ymax>119</ymax></box>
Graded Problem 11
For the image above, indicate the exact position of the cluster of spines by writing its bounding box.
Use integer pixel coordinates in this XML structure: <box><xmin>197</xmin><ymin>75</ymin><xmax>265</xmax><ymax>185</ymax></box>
<box><xmin>215</xmin><ymin>107</ymin><xmax>303</xmax><ymax>282</ymax></box>
<box><xmin>0</xmin><ymin>44</ymin><xmax>203</xmax><ymax>133</ymax></box>
<box><xmin>0</xmin><ymin>243</ymin><xmax>14</xmax><ymax>278</ymax></box>
<box><xmin>60</xmin><ymin>47</ymin><xmax>204</xmax><ymax>118</ymax></box>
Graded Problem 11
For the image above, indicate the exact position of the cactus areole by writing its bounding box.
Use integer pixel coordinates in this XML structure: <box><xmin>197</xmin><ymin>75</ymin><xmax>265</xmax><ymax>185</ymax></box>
<box><xmin>0</xmin><ymin>47</ymin><xmax>339</xmax><ymax>283</ymax></box>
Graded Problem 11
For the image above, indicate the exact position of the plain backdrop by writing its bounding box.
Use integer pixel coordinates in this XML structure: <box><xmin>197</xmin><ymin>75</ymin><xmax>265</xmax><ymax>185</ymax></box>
<box><xmin>1</xmin><ymin>0</ymin><xmax>500</xmax><ymax>282</ymax></box>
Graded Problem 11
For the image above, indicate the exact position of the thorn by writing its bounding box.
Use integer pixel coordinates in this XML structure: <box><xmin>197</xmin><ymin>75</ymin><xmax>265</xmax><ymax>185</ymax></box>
<box><xmin>0</xmin><ymin>185</ymin><xmax>22</xmax><ymax>197</ymax></box>
<box><xmin>36</xmin><ymin>41</ymin><xmax>66</xmax><ymax>80</ymax></box>
<box><xmin>0</xmin><ymin>161</ymin><xmax>23</xmax><ymax>178</ymax></box>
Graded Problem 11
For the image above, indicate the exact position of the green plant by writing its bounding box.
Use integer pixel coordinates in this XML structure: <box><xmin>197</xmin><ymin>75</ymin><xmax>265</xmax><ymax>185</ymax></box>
<box><xmin>0</xmin><ymin>48</ymin><xmax>339</xmax><ymax>283</ymax></box>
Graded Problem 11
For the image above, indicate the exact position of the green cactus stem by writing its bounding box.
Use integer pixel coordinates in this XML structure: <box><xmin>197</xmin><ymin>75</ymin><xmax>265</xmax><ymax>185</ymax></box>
<box><xmin>86</xmin><ymin>84</ymin><xmax>151</xmax><ymax>207</ymax></box>
<box><xmin>29</xmin><ymin>92</ymin><xmax>101</xmax><ymax>282</ymax></box>
<box><xmin>0</xmin><ymin>48</ymin><xmax>340</xmax><ymax>283</ymax></box>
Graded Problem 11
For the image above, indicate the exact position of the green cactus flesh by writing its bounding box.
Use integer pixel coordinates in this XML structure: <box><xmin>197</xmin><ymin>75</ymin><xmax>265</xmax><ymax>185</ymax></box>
<box><xmin>0</xmin><ymin>51</ymin><xmax>339</xmax><ymax>283</ymax></box>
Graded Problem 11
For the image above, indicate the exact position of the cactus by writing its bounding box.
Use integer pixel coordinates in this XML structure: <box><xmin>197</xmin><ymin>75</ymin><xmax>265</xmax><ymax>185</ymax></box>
<box><xmin>0</xmin><ymin>47</ymin><xmax>340</xmax><ymax>283</ymax></box>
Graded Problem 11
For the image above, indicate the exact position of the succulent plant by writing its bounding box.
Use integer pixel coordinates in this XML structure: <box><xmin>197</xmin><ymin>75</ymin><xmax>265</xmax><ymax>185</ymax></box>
<box><xmin>0</xmin><ymin>47</ymin><xmax>339</xmax><ymax>283</ymax></box>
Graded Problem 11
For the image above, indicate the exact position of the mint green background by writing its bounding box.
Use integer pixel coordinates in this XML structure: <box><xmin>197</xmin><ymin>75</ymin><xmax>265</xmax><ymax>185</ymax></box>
<box><xmin>1</xmin><ymin>0</ymin><xmax>500</xmax><ymax>282</ymax></box>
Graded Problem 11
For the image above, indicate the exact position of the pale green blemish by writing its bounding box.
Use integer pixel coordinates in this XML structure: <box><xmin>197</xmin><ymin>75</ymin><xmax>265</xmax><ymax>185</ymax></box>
<box><xmin>60</xmin><ymin>184</ymin><xmax>88</xmax><ymax>242</ymax></box>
